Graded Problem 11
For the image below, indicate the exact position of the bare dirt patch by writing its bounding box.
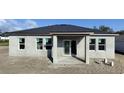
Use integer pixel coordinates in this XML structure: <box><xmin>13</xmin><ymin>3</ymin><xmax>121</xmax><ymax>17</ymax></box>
<box><xmin>0</xmin><ymin>46</ymin><xmax>124</xmax><ymax>74</ymax></box>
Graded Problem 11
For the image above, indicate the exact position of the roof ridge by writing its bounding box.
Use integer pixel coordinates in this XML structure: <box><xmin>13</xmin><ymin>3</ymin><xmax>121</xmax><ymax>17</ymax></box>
<box><xmin>10</xmin><ymin>24</ymin><xmax>110</xmax><ymax>36</ymax></box>
<box><xmin>10</xmin><ymin>24</ymin><xmax>97</xmax><ymax>33</ymax></box>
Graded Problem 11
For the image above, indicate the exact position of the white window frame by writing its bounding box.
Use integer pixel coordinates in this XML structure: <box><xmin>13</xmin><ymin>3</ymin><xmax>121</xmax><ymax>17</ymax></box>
<box><xmin>89</xmin><ymin>38</ymin><xmax>96</xmax><ymax>51</ymax></box>
<box><xmin>98</xmin><ymin>38</ymin><xmax>106</xmax><ymax>51</ymax></box>
<box><xmin>19</xmin><ymin>38</ymin><xmax>25</xmax><ymax>50</ymax></box>
<box><xmin>36</xmin><ymin>38</ymin><xmax>43</xmax><ymax>50</ymax></box>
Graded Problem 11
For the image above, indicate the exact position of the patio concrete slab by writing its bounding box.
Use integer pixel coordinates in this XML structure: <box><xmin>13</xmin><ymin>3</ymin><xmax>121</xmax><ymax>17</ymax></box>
<box><xmin>57</xmin><ymin>56</ymin><xmax>85</xmax><ymax>64</ymax></box>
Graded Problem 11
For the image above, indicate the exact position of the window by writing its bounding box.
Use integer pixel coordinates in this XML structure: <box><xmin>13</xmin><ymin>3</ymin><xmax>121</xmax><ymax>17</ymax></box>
<box><xmin>37</xmin><ymin>38</ymin><xmax>43</xmax><ymax>49</ymax></box>
<box><xmin>89</xmin><ymin>39</ymin><xmax>96</xmax><ymax>50</ymax></box>
<box><xmin>45</xmin><ymin>38</ymin><xmax>52</xmax><ymax>49</ymax></box>
<box><xmin>19</xmin><ymin>38</ymin><xmax>25</xmax><ymax>49</ymax></box>
<box><xmin>98</xmin><ymin>39</ymin><xmax>106</xmax><ymax>50</ymax></box>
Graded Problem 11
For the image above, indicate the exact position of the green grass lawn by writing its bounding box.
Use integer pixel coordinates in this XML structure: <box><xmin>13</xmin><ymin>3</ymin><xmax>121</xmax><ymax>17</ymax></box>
<box><xmin>0</xmin><ymin>40</ymin><xmax>9</xmax><ymax>46</ymax></box>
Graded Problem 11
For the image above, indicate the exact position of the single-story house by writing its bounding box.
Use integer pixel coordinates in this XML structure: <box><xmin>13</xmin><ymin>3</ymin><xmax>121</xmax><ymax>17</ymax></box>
<box><xmin>9</xmin><ymin>24</ymin><xmax>118</xmax><ymax>64</ymax></box>
<box><xmin>115</xmin><ymin>35</ymin><xmax>124</xmax><ymax>53</ymax></box>
<box><xmin>0</xmin><ymin>32</ymin><xmax>10</xmax><ymax>40</ymax></box>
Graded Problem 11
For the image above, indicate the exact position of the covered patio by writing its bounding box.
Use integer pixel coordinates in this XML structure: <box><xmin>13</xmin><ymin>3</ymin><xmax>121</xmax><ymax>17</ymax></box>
<box><xmin>51</xmin><ymin>32</ymin><xmax>94</xmax><ymax>64</ymax></box>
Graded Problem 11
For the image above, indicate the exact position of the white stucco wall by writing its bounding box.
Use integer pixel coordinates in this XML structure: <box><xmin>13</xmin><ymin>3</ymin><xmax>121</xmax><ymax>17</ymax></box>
<box><xmin>57</xmin><ymin>36</ymin><xmax>85</xmax><ymax>60</ymax></box>
<box><xmin>89</xmin><ymin>36</ymin><xmax>115</xmax><ymax>59</ymax></box>
<box><xmin>76</xmin><ymin>37</ymin><xmax>85</xmax><ymax>60</ymax></box>
<box><xmin>9</xmin><ymin>36</ymin><xmax>51</xmax><ymax>57</ymax></box>
<box><xmin>115</xmin><ymin>35</ymin><xmax>124</xmax><ymax>53</ymax></box>
<box><xmin>9</xmin><ymin>35</ymin><xmax>115</xmax><ymax>60</ymax></box>
<box><xmin>57</xmin><ymin>36</ymin><xmax>115</xmax><ymax>59</ymax></box>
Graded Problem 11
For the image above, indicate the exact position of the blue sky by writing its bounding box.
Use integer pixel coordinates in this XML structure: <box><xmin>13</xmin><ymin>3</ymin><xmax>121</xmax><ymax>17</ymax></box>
<box><xmin>0</xmin><ymin>19</ymin><xmax>124</xmax><ymax>32</ymax></box>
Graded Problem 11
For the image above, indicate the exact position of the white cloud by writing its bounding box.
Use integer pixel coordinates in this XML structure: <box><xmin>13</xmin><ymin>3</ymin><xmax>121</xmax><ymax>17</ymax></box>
<box><xmin>24</xmin><ymin>20</ymin><xmax>38</xmax><ymax>28</ymax></box>
<box><xmin>0</xmin><ymin>19</ymin><xmax>38</xmax><ymax>32</ymax></box>
<box><xmin>0</xmin><ymin>19</ymin><xmax>7</xmax><ymax>23</ymax></box>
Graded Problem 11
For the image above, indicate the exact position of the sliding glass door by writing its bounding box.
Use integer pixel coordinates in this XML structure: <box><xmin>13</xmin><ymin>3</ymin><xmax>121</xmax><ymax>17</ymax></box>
<box><xmin>64</xmin><ymin>41</ymin><xmax>70</xmax><ymax>55</ymax></box>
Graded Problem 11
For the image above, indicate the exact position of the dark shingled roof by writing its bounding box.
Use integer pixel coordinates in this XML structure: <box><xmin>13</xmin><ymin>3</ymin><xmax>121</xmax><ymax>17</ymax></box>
<box><xmin>9</xmin><ymin>24</ymin><xmax>113</xmax><ymax>36</ymax></box>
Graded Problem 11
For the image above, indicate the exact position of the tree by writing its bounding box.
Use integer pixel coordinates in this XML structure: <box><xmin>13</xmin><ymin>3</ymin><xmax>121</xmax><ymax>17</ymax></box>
<box><xmin>93</xmin><ymin>26</ymin><xmax>98</xmax><ymax>30</ymax></box>
<box><xmin>99</xmin><ymin>25</ymin><xmax>113</xmax><ymax>32</ymax></box>
<box><xmin>116</xmin><ymin>30</ymin><xmax>124</xmax><ymax>34</ymax></box>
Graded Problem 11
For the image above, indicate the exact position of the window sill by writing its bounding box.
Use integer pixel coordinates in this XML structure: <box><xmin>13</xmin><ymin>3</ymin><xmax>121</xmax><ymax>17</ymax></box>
<box><xmin>98</xmin><ymin>50</ymin><xmax>106</xmax><ymax>51</ymax></box>
<box><xmin>37</xmin><ymin>49</ymin><xmax>44</xmax><ymax>51</ymax></box>
<box><xmin>89</xmin><ymin>50</ymin><xmax>96</xmax><ymax>51</ymax></box>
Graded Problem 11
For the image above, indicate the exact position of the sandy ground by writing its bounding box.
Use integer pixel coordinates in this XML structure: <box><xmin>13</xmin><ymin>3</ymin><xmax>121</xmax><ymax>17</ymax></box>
<box><xmin>0</xmin><ymin>46</ymin><xmax>124</xmax><ymax>74</ymax></box>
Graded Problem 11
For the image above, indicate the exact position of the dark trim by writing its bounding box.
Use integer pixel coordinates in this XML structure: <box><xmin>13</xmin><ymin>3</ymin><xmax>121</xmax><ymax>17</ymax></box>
<box><xmin>115</xmin><ymin>50</ymin><xmax>124</xmax><ymax>55</ymax></box>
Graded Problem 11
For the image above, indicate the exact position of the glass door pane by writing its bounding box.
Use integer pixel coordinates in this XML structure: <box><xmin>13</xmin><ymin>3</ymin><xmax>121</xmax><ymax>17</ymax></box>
<box><xmin>64</xmin><ymin>41</ymin><xmax>70</xmax><ymax>55</ymax></box>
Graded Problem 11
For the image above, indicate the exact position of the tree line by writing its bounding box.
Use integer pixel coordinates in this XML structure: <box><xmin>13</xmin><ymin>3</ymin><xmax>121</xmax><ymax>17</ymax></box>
<box><xmin>93</xmin><ymin>25</ymin><xmax>124</xmax><ymax>34</ymax></box>
<box><xmin>93</xmin><ymin>25</ymin><xmax>113</xmax><ymax>32</ymax></box>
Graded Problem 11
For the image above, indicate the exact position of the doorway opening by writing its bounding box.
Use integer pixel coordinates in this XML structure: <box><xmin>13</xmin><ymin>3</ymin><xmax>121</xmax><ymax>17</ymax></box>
<box><xmin>64</xmin><ymin>40</ymin><xmax>77</xmax><ymax>56</ymax></box>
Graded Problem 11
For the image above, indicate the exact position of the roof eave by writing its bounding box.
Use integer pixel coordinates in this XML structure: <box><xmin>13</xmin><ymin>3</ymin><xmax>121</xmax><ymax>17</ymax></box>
<box><xmin>50</xmin><ymin>32</ymin><xmax>94</xmax><ymax>35</ymax></box>
<box><xmin>91</xmin><ymin>34</ymin><xmax>119</xmax><ymax>36</ymax></box>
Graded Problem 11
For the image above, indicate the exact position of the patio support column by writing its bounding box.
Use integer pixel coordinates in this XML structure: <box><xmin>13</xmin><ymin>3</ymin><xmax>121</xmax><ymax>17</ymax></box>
<box><xmin>43</xmin><ymin>38</ymin><xmax>46</xmax><ymax>50</ymax></box>
<box><xmin>85</xmin><ymin>35</ymin><xmax>90</xmax><ymax>64</ymax></box>
<box><xmin>52</xmin><ymin>35</ymin><xmax>58</xmax><ymax>63</ymax></box>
